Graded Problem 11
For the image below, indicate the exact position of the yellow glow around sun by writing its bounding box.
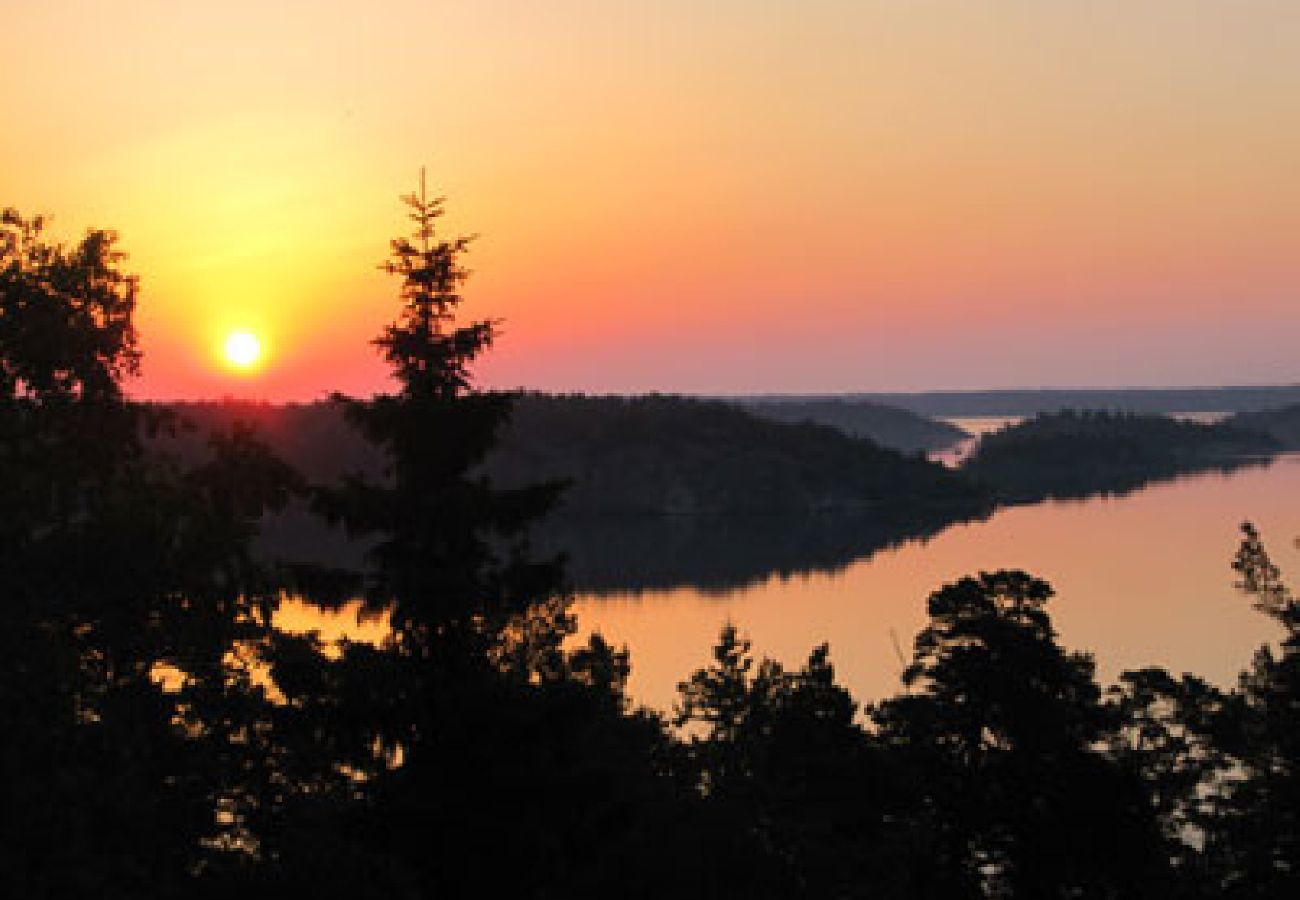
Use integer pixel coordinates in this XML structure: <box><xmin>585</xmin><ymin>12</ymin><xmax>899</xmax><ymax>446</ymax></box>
<box><xmin>223</xmin><ymin>330</ymin><xmax>263</xmax><ymax>370</ymax></box>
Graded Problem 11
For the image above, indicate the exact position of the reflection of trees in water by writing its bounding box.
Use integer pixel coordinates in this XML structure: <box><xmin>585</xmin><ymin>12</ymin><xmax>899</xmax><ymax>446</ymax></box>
<box><xmin>255</xmin><ymin>457</ymin><xmax>1272</xmax><ymax>599</ymax></box>
<box><xmin>539</xmin><ymin>510</ymin><xmax>988</xmax><ymax>596</ymax></box>
<box><xmin>538</xmin><ymin>458</ymin><xmax>1275</xmax><ymax>597</ymax></box>
<box><xmin>993</xmin><ymin>456</ymin><xmax>1270</xmax><ymax>506</ymax></box>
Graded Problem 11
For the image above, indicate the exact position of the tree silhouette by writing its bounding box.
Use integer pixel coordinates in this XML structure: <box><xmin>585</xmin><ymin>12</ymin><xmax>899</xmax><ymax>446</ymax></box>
<box><xmin>317</xmin><ymin>173</ymin><xmax>564</xmax><ymax>641</ymax></box>
<box><xmin>1205</xmin><ymin>523</ymin><xmax>1300</xmax><ymax>896</ymax></box>
<box><xmin>672</xmin><ymin>626</ymin><xmax>922</xmax><ymax>898</ymax></box>
<box><xmin>0</xmin><ymin>208</ymin><xmax>301</xmax><ymax>897</ymax></box>
<box><xmin>1105</xmin><ymin>666</ymin><xmax>1236</xmax><ymax>894</ymax></box>
<box><xmin>874</xmin><ymin>571</ymin><xmax>1166</xmax><ymax>897</ymax></box>
<box><xmin>0</xmin><ymin>208</ymin><xmax>139</xmax><ymax>403</ymax></box>
<box><xmin>297</xmin><ymin>176</ymin><xmax>676</xmax><ymax>896</ymax></box>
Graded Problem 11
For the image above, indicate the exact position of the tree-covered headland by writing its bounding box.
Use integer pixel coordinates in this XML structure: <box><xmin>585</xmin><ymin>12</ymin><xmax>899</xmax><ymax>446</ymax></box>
<box><xmin>963</xmin><ymin>409</ymin><xmax>1277</xmax><ymax>502</ymax></box>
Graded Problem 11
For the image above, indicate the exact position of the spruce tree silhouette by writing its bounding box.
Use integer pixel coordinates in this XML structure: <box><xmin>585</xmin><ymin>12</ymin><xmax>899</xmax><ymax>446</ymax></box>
<box><xmin>302</xmin><ymin>175</ymin><xmax>675</xmax><ymax>897</ymax></box>
<box><xmin>319</xmin><ymin>170</ymin><xmax>565</xmax><ymax>645</ymax></box>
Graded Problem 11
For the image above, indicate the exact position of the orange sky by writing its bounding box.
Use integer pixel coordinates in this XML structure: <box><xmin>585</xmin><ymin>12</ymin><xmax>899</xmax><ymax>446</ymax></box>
<box><xmin>3</xmin><ymin>1</ymin><xmax>1298</xmax><ymax>400</ymax></box>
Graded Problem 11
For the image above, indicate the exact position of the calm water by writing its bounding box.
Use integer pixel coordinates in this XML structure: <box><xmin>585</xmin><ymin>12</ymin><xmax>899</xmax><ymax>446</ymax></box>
<box><xmin>571</xmin><ymin>425</ymin><xmax>1295</xmax><ymax>714</ymax></box>
<box><xmin>928</xmin><ymin>416</ymin><xmax>1022</xmax><ymax>466</ymax></box>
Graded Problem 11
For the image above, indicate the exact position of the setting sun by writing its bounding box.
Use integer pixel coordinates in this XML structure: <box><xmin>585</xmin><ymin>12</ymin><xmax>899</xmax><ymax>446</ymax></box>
<box><xmin>222</xmin><ymin>330</ymin><xmax>263</xmax><ymax>370</ymax></box>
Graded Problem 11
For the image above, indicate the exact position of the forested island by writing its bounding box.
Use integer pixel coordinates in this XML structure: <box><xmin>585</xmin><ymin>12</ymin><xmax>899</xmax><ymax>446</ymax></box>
<box><xmin>1229</xmin><ymin>403</ymin><xmax>1300</xmax><ymax>448</ymax></box>
<box><xmin>962</xmin><ymin>410</ymin><xmax>1279</xmax><ymax>502</ymax></box>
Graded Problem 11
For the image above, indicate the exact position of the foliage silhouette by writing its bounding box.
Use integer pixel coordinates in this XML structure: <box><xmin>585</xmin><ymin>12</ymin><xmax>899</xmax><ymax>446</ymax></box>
<box><xmin>0</xmin><ymin>208</ymin><xmax>302</xmax><ymax>897</ymax></box>
<box><xmin>674</xmin><ymin>625</ymin><xmax>922</xmax><ymax>897</ymax></box>
<box><xmin>873</xmin><ymin>571</ymin><xmax>1168</xmax><ymax>897</ymax></box>
<box><xmin>1210</xmin><ymin>523</ymin><xmax>1300</xmax><ymax>897</ymax></box>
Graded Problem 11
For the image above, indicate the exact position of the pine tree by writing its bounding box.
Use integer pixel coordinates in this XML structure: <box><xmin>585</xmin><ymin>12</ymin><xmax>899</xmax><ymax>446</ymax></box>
<box><xmin>873</xmin><ymin>571</ymin><xmax>1166</xmax><ymax>896</ymax></box>
<box><xmin>297</xmin><ymin>176</ymin><xmax>678</xmax><ymax>897</ymax></box>
<box><xmin>321</xmin><ymin>171</ymin><xmax>565</xmax><ymax>652</ymax></box>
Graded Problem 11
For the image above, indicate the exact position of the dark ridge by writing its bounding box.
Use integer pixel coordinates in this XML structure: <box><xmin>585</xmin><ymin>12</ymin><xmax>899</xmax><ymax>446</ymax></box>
<box><xmin>736</xmin><ymin>397</ymin><xmax>967</xmax><ymax>453</ymax></box>
<box><xmin>486</xmin><ymin>393</ymin><xmax>987</xmax><ymax>517</ymax></box>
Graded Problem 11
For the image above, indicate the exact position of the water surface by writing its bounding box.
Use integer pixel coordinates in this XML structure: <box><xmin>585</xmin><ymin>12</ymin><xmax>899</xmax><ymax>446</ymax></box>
<box><xmin>572</xmin><ymin>451</ymin><xmax>1298</xmax><ymax>714</ymax></box>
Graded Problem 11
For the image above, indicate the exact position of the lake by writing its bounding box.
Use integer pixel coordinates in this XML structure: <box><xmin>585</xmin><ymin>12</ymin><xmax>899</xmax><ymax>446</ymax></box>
<box><xmin>570</xmin><ymin>417</ymin><xmax>1294</xmax><ymax>714</ymax></box>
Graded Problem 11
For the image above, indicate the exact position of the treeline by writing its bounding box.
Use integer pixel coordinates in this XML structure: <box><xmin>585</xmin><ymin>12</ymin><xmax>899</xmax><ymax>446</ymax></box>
<box><xmin>167</xmin><ymin>393</ymin><xmax>988</xmax><ymax>519</ymax></box>
<box><xmin>167</xmin><ymin>394</ymin><xmax>997</xmax><ymax>588</ymax></box>
<box><xmin>1229</xmin><ymin>403</ymin><xmax>1300</xmax><ymax>448</ymax></box>
<box><xmin>6</xmin><ymin>200</ymin><xmax>1300</xmax><ymax>898</ymax></box>
<box><xmin>962</xmin><ymin>410</ymin><xmax>1277</xmax><ymax>502</ymax></box>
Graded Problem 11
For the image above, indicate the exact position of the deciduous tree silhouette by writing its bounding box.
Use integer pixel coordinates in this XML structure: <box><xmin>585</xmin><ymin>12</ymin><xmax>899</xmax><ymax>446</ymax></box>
<box><xmin>0</xmin><ymin>208</ymin><xmax>301</xmax><ymax>898</ymax></box>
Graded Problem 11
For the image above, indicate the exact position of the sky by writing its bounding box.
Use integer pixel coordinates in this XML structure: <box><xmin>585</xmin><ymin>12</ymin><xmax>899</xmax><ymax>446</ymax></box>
<box><xmin>3</xmin><ymin>0</ymin><xmax>1298</xmax><ymax>400</ymax></box>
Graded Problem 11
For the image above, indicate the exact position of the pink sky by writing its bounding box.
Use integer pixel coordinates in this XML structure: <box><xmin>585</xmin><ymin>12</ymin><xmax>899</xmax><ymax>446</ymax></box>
<box><xmin>3</xmin><ymin>1</ymin><xmax>1297</xmax><ymax>399</ymax></box>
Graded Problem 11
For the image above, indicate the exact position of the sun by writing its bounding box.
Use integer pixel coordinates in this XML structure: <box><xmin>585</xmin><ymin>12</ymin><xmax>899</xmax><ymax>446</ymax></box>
<box><xmin>223</xmin><ymin>330</ymin><xmax>263</xmax><ymax>370</ymax></box>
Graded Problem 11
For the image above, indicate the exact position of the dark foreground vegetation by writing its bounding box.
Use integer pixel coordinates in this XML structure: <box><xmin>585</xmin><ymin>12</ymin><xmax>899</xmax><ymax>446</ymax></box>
<box><xmin>4</xmin><ymin>199</ymin><xmax>1299</xmax><ymax>898</ymax></box>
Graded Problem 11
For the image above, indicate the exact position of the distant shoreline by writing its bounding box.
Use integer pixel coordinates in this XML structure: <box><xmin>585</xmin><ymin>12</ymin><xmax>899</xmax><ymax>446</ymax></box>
<box><xmin>728</xmin><ymin>385</ymin><xmax>1300</xmax><ymax>417</ymax></box>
